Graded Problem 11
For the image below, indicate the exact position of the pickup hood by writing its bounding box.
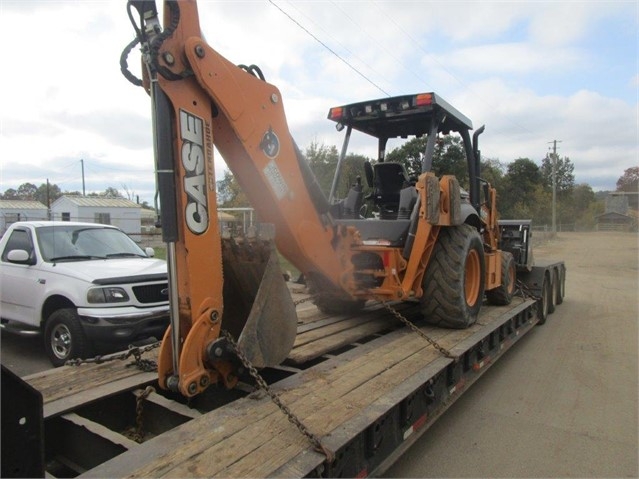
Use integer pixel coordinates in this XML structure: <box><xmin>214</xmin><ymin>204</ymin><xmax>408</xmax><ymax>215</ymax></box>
<box><xmin>44</xmin><ymin>258</ymin><xmax>167</xmax><ymax>284</ymax></box>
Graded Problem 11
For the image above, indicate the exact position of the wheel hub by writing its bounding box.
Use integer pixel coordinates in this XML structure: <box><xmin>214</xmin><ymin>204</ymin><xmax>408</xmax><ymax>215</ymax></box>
<box><xmin>51</xmin><ymin>324</ymin><xmax>72</xmax><ymax>359</ymax></box>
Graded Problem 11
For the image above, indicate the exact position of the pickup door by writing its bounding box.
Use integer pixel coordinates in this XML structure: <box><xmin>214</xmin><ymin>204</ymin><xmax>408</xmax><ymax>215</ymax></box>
<box><xmin>0</xmin><ymin>226</ymin><xmax>43</xmax><ymax>327</ymax></box>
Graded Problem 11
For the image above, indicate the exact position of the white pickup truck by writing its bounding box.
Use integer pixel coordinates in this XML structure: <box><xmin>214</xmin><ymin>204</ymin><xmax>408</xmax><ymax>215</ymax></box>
<box><xmin>0</xmin><ymin>221</ymin><xmax>169</xmax><ymax>366</ymax></box>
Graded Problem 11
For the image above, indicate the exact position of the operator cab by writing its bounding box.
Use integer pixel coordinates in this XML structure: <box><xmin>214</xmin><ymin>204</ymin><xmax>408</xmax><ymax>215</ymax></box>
<box><xmin>327</xmin><ymin>92</ymin><xmax>482</xmax><ymax>249</ymax></box>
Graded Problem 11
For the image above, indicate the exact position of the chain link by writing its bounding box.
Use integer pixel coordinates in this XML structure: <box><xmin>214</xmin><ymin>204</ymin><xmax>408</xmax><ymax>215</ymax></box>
<box><xmin>515</xmin><ymin>279</ymin><xmax>541</xmax><ymax>301</ymax></box>
<box><xmin>220</xmin><ymin>330</ymin><xmax>334</xmax><ymax>463</ymax></box>
<box><xmin>130</xmin><ymin>385</ymin><xmax>156</xmax><ymax>443</ymax></box>
<box><xmin>293</xmin><ymin>294</ymin><xmax>318</xmax><ymax>307</ymax></box>
<box><xmin>65</xmin><ymin>341</ymin><xmax>161</xmax><ymax>371</ymax></box>
<box><xmin>380</xmin><ymin>301</ymin><xmax>455</xmax><ymax>359</ymax></box>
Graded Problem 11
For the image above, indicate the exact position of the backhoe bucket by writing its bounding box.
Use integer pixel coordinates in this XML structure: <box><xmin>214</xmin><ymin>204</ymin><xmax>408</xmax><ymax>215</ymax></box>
<box><xmin>221</xmin><ymin>231</ymin><xmax>297</xmax><ymax>368</ymax></box>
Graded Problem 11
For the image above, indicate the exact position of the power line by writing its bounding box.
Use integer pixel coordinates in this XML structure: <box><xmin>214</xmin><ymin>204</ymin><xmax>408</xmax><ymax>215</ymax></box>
<box><xmin>328</xmin><ymin>0</ymin><xmax>434</xmax><ymax>94</ymax></box>
<box><xmin>267</xmin><ymin>0</ymin><xmax>390</xmax><ymax>96</ymax></box>
<box><xmin>286</xmin><ymin>0</ymin><xmax>394</xmax><ymax>94</ymax></box>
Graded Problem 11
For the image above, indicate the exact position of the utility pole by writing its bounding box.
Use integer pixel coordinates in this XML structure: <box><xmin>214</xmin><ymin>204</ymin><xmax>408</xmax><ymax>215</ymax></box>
<box><xmin>548</xmin><ymin>140</ymin><xmax>562</xmax><ymax>235</ymax></box>
<box><xmin>46</xmin><ymin>178</ymin><xmax>51</xmax><ymax>219</ymax></box>
<box><xmin>81</xmin><ymin>159</ymin><xmax>86</xmax><ymax>196</ymax></box>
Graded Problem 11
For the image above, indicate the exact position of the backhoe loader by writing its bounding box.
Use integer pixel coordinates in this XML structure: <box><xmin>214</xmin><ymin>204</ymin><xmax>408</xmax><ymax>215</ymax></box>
<box><xmin>123</xmin><ymin>0</ymin><xmax>515</xmax><ymax>398</ymax></box>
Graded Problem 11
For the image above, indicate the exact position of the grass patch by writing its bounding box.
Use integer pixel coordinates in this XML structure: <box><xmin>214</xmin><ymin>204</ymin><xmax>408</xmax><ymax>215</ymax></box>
<box><xmin>151</xmin><ymin>246</ymin><xmax>166</xmax><ymax>260</ymax></box>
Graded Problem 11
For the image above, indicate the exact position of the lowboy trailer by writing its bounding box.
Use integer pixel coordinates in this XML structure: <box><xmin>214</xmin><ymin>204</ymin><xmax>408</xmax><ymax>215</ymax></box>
<box><xmin>3</xmin><ymin>259</ymin><xmax>565</xmax><ymax>478</ymax></box>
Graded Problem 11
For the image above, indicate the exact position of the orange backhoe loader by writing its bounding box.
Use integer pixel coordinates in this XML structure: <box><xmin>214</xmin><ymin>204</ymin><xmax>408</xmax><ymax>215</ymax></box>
<box><xmin>123</xmin><ymin>0</ymin><xmax>515</xmax><ymax>398</ymax></box>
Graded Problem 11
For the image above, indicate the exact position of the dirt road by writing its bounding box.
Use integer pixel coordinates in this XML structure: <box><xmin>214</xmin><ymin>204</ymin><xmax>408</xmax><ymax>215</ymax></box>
<box><xmin>385</xmin><ymin>232</ymin><xmax>638</xmax><ymax>477</ymax></box>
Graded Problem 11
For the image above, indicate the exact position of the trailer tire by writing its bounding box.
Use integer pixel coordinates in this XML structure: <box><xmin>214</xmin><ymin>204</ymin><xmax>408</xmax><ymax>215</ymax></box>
<box><xmin>536</xmin><ymin>275</ymin><xmax>551</xmax><ymax>325</ymax></box>
<box><xmin>548</xmin><ymin>269</ymin><xmax>559</xmax><ymax>314</ymax></box>
<box><xmin>556</xmin><ymin>266</ymin><xmax>565</xmax><ymax>305</ymax></box>
<box><xmin>420</xmin><ymin>224</ymin><xmax>485</xmax><ymax>329</ymax></box>
<box><xmin>486</xmin><ymin>252</ymin><xmax>515</xmax><ymax>306</ymax></box>
<box><xmin>44</xmin><ymin>308</ymin><xmax>91</xmax><ymax>367</ymax></box>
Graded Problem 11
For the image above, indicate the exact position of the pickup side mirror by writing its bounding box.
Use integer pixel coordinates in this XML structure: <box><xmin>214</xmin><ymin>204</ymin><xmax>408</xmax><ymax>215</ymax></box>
<box><xmin>145</xmin><ymin>247</ymin><xmax>155</xmax><ymax>258</ymax></box>
<box><xmin>6</xmin><ymin>249</ymin><xmax>35</xmax><ymax>265</ymax></box>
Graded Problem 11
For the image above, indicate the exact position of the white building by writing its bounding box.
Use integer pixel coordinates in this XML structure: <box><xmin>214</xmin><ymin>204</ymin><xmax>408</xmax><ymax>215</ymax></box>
<box><xmin>51</xmin><ymin>196</ymin><xmax>142</xmax><ymax>240</ymax></box>
<box><xmin>0</xmin><ymin>200</ymin><xmax>48</xmax><ymax>235</ymax></box>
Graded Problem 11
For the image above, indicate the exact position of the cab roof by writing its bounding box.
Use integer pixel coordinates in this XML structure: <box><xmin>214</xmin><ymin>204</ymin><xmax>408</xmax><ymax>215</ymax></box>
<box><xmin>327</xmin><ymin>92</ymin><xmax>473</xmax><ymax>139</ymax></box>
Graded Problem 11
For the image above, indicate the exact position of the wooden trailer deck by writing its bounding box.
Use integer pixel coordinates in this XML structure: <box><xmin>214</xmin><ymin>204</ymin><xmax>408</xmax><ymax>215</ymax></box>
<box><xmin>25</xmin><ymin>287</ymin><xmax>422</xmax><ymax>418</ymax></box>
<box><xmin>24</xmin><ymin>292</ymin><xmax>536</xmax><ymax>478</ymax></box>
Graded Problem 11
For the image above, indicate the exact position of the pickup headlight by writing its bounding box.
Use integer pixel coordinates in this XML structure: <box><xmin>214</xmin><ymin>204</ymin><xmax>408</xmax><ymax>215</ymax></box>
<box><xmin>87</xmin><ymin>287</ymin><xmax>130</xmax><ymax>303</ymax></box>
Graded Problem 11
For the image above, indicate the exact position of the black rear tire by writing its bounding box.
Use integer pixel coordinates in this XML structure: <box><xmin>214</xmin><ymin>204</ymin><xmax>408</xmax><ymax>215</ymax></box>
<box><xmin>420</xmin><ymin>225</ymin><xmax>485</xmax><ymax>329</ymax></box>
<box><xmin>556</xmin><ymin>266</ymin><xmax>565</xmax><ymax>305</ymax></box>
<box><xmin>548</xmin><ymin>269</ymin><xmax>558</xmax><ymax>314</ymax></box>
<box><xmin>486</xmin><ymin>251</ymin><xmax>516</xmax><ymax>306</ymax></box>
<box><xmin>536</xmin><ymin>276</ymin><xmax>551</xmax><ymax>325</ymax></box>
<box><xmin>44</xmin><ymin>308</ymin><xmax>91</xmax><ymax>367</ymax></box>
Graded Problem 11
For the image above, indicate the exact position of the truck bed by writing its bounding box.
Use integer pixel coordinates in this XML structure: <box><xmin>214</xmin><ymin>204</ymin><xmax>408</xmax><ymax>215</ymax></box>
<box><xmin>23</xmin><ymin>288</ymin><xmax>540</xmax><ymax>478</ymax></box>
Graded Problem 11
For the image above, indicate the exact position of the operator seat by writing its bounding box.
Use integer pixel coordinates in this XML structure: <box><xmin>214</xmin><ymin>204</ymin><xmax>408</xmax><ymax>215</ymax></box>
<box><xmin>371</xmin><ymin>162</ymin><xmax>410</xmax><ymax>219</ymax></box>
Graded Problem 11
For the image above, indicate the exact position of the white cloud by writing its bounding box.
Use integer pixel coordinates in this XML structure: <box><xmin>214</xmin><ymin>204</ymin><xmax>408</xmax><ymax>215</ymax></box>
<box><xmin>455</xmin><ymin>79</ymin><xmax>638</xmax><ymax>189</ymax></box>
<box><xmin>430</xmin><ymin>43</ymin><xmax>585</xmax><ymax>75</ymax></box>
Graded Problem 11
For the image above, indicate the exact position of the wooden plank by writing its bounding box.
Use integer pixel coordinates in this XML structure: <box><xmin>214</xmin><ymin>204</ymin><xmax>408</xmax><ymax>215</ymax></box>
<box><xmin>25</xmin><ymin>348</ymin><xmax>159</xmax><ymax>404</ymax></box>
<box><xmin>293</xmin><ymin>314</ymin><xmax>383</xmax><ymax>347</ymax></box>
<box><xmin>291</xmin><ymin>302</ymin><xmax>422</xmax><ymax>362</ymax></box>
<box><xmin>138</xmin><ymin>390</ymin><xmax>202</xmax><ymax>420</ymax></box>
<box><xmin>85</xmin><ymin>319</ymin><xmax>478</xmax><ymax>478</ymax></box>
<box><xmin>289</xmin><ymin>318</ymin><xmax>392</xmax><ymax>364</ymax></box>
<box><xmin>24</xmin><ymin>350</ymin><xmax>159</xmax><ymax>418</ymax></box>
<box><xmin>61</xmin><ymin>413</ymin><xmax>139</xmax><ymax>451</ymax></box>
<box><xmin>43</xmin><ymin>374</ymin><xmax>156</xmax><ymax>419</ymax></box>
<box><xmin>294</xmin><ymin>315</ymin><xmax>375</xmax><ymax>345</ymax></box>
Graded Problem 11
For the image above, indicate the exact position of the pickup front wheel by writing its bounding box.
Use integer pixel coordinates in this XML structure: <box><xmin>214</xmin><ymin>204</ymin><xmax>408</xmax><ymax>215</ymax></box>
<box><xmin>44</xmin><ymin>309</ymin><xmax>91</xmax><ymax>367</ymax></box>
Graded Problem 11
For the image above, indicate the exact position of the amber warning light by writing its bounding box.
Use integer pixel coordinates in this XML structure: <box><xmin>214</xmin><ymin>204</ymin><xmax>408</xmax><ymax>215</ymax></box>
<box><xmin>415</xmin><ymin>93</ymin><xmax>433</xmax><ymax>106</ymax></box>
<box><xmin>329</xmin><ymin>107</ymin><xmax>343</xmax><ymax>120</ymax></box>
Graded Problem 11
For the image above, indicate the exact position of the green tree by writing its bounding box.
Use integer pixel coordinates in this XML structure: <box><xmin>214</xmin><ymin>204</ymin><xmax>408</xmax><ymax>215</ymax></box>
<box><xmin>332</xmin><ymin>153</ymin><xmax>371</xmax><ymax>200</ymax></box>
<box><xmin>569</xmin><ymin>183</ymin><xmax>599</xmax><ymax>228</ymax></box>
<box><xmin>385</xmin><ymin>135</ymin><xmax>427</xmax><ymax>177</ymax></box>
<box><xmin>2</xmin><ymin>188</ymin><xmax>18</xmax><ymax>199</ymax></box>
<box><xmin>524</xmin><ymin>185</ymin><xmax>553</xmax><ymax>225</ymax></box>
<box><xmin>480</xmin><ymin>158</ymin><xmax>505</xmax><ymax>193</ymax></box>
<box><xmin>506</xmin><ymin>158</ymin><xmax>541</xmax><ymax>196</ymax></box>
<box><xmin>385</xmin><ymin>135</ymin><xmax>468</xmax><ymax>186</ymax></box>
<box><xmin>35</xmin><ymin>183</ymin><xmax>62</xmax><ymax>206</ymax></box>
<box><xmin>216</xmin><ymin>169</ymin><xmax>249</xmax><ymax>207</ymax></box>
<box><xmin>305</xmin><ymin>141</ymin><xmax>339</xmax><ymax>195</ymax></box>
<box><xmin>540</xmin><ymin>155</ymin><xmax>575</xmax><ymax>198</ymax></box>
<box><xmin>616</xmin><ymin>166</ymin><xmax>639</xmax><ymax>192</ymax></box>
<box><xmin>499</xmin><ymin>158</ymin><xmax>543</xmax><ymax>220</ymax></box>
<box><xmin>16</xmin><ymin>182</ymin><xmax>38</xmax><ymax>200</ymax></box>
<box><xmin>431</xmin><ymin>135</ymin><xmax>468</xmax><ymax>186</ymax></box>
<box><xmin>102</xmin><ymin>186</ymin><xmax>122</xmax><ymax>198</ymax></box>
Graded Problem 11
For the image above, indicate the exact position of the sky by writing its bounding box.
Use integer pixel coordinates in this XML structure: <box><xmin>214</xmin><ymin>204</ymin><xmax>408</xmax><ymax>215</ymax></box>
<box><xmin>0</xmin><ymin>0</ymin><xmax>637</xmax><ymax>204</ymax></box>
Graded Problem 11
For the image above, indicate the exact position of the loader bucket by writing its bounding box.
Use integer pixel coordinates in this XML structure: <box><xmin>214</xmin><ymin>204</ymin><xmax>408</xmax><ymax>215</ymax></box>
<box><xmin>221</xmin><ymin>233</ymin><xmax>298</xmax><ymax>368</ymax></box>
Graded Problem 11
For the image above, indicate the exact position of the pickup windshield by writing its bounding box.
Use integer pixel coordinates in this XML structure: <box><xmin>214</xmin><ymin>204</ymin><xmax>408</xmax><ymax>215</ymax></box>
<box><xmin>37</xmin><ymin>225</ymin><xmax>147</xmax><ymax>263</ymax></box>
